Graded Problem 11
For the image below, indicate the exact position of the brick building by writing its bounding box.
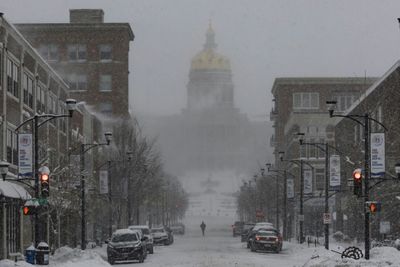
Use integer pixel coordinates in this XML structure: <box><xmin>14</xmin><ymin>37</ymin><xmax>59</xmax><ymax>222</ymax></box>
<box><xmin>270</xmin><ymin>77</ymin><xmax>375</xmax><ymax>239</ymax></box>
<box><xmin>16</xmin><ymin>9</ymin><xmax>134</xmax><ymax>119</ymax></box>
<box><xmin>334</xmin><ymin>61</ymin><xmax>400</xmax><ymax>240</ymax></box>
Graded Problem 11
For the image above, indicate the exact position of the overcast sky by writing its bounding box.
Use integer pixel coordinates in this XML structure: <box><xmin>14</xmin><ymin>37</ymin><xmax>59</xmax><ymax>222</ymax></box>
<box><xmin>2</xmin><ymin>0</ymin><xmax>400</xmax><ymax>119</ymax></box>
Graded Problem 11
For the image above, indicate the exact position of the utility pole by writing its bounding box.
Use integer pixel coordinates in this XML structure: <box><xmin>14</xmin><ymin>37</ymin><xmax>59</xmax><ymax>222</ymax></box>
<box><xmin>299</xmin><ymin>160</ymin><xmax>304</xmax><ymax>244</ymax></box>
<box><xmin>108</xmin><ymin>160</ymin><xmax>112</xmax><ymax>237</ymax></box>
<box><xmin>364</xmin><ymin>114</ymin><xmax>370</xmax><ymax>260</ymax></box>
<box><xmin>324</xmin><ymin>143</ymin><xmax>329</xmax><ymax>250</ymax></box>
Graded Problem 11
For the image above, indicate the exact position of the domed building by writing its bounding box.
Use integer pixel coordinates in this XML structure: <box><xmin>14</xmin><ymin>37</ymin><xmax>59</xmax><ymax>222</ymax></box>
<box><xmin>179</xmin><ymin>24</ymin><xmax>256</xmax><ymax>171</ymax></box>
<box><xmin>144</xmin><ymin>24</ymin><xmax>267</xmax><ymax>175</ymax></box>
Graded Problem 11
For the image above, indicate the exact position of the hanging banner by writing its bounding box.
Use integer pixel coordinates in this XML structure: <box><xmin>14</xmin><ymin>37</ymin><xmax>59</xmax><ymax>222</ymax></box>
<box><xmin>287</xmin><ymin>179</ymin><xmax>294</xmax><ymax>199</ymax></box>
<box><xmin>303</xmin><ymin>169</ymin><xmax>313</xmax><ymax>195</ymax></box>
<box><xmin>18</xmin><ymin>133</ymin><xmax>33</xmax><ymax>178</ymax></box>
<box><xmin>99</xmin><ymin>170</ymin><xmax>109</xmax><ymax>194</ymax></box>
<box><xmin>330</xmin><ymin>155</ymin><xmax>341</xmax><ymax>190</ymax></box>
<box><xmin>371</xmin><ymin>133</ymin><xmax>385</xmax><ymax>178</ymax></box>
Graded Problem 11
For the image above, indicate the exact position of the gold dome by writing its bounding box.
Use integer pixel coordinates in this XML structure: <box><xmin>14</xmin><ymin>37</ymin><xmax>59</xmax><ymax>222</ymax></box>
<box><xmin>191</xmin><ymin>50</ymin><xmax>231</xmax><ymax>71</ymax></box>
<box><xmin>190</xmin><ymin>23</ymin><xmax>231</xmax><ymax>71</ymax></box>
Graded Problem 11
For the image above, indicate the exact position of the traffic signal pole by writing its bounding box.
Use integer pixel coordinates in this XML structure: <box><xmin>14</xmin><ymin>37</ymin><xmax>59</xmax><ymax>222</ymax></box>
<box><xmin>34</xmin><ymin>115</ymin><xmax>40</xmax><ymax>247</ymax></box>
<box><xmin>299</xmin><ymin>159</ymin><xmax>304</xmax><ymax>244</ymax></box>
<box><xmin>324</xmin><ymin>143</ymin><xmax>329</xmax><ymax>250</ymax></box>
<box><xmin>364</xmin><ymin>114</ymin><xmax>370</xmax><ymax>260</ymax></box>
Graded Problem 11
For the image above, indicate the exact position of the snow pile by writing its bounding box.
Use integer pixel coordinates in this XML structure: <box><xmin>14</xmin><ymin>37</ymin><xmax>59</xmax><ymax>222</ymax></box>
<box><xmin>0</xmin><ymin>259</ymin><xmax>33</xmax><ymax>267</ymax></box>
<box><xmin>50</xmin><ymin>246</ymin><xmax>110</xmax><ymax>267</ymax></box>
<box><xmin>298</xmin><ymin>245</ymin><xmax>400</xmax><ymax>267</ymax></box>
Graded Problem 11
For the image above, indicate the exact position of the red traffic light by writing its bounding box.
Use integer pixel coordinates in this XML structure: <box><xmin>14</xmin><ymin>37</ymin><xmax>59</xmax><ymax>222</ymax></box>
<box><xmin>23</xmin><ymin>206</ymin><xmax>29</xmax><ymax>215</ymax></box>
<box><xmin>40</xmin><ymin>173</ymin><xmax>49</xmax><ymax>182</ymax></box>
<box><xmin>366</xmin><ymin>201</ymin><xmax>381</xmax><ymax>213</ymax></box>
<box><xmin>353</xmin><ymin>168</ymin><xmax>362</xmax><ymax>180</ymax></box>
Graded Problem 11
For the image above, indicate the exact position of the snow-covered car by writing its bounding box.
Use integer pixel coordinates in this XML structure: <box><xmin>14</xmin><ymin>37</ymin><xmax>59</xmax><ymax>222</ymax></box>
<box><xmin>107</xmin><ymin>229</ymin><xmax>146</xmax><ymax>264</ymax></box>
<box><xmin>128</xmin><ymin>225</ymin><xmax>154</xmax><ymax>254</ymax></box>
<box><xmin>151</xmin><ymin>227</ymin><xmax>170</xmax><ymax>245</ymax></box>
<box><xmin>248</xmin><ymin>229</ymin><xmax>282</xmax><ymax>253</ymax></box>
<box><xmin>170</xmin><ymin>223</ymin><xmax>185</xmax><ymax>235</ymax></box>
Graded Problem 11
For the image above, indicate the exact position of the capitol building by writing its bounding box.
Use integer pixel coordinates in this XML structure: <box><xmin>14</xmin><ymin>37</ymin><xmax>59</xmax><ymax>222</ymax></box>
<box><xmin>145</xmin><ymin>24</ymin><xmax>268</xmax><ymax>175</ymax></box>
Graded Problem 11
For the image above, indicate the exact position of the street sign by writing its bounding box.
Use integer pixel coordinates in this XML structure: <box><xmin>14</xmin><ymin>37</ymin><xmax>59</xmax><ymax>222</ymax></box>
<box><xmin>298</xmin><ymin>214</ymin><xmax>304</xmax><ymax>221</ymax></box>
<box><xmin>380</xmin><ymin>221</ymin><xmax>390</xmax><ymax>234</ymax></box>
<box><xmin>323</xmin><ymin>213</ymin><xmax>331</xmax><ymax>224</ymax></box>
<box><xmin>371</xmin><ymin>133</ymin><xmax>385</xmax><ymax>178</ymax></box>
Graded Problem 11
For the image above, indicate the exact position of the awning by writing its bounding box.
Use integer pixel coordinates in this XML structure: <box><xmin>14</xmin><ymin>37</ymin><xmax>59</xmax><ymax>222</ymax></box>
<box><xmin>0</xmin><ymin>180</ymin><xmax>32</xmax><ymax>200</ymax></box>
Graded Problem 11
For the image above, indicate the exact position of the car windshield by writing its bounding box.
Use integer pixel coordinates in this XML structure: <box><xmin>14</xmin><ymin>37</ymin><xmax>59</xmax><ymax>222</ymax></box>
<box><xmin>243</xmin><ymin>224</ymin><xmax>255</xmax><ymax>230</ymax></box>
<box><xmin>111</xmin><ymin>233</ymin><xmax>137</xmax><ymax>242</ymax></box>
<box><xmin>151</xmin><ymin>228</ymin><xmax>164</xmax><ymax>233</ymax></box>
<box><xmin>141</xmin><ymin>229</ymin><xmax>150</xmax><ymax>235</ymax></box>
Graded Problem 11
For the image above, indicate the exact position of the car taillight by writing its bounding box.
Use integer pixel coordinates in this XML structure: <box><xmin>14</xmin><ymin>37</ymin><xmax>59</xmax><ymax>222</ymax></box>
<box><xmin>255</xmin><ymin>236</ymin><xmax>261</xmax><ymax>241</ymax></box>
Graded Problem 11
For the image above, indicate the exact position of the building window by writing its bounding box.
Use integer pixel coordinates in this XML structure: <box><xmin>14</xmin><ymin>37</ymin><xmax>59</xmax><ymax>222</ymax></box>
<box><xmin>39</xmin><ymin>44</ymin><xmax>59</xmax><ymax>61</ymax></box>
<box><xmin>6</xmin><ymin>129</ymin><xmax>17</xmax><ymax>166</ymax></box>
<box><xmin>293</xmin><ymin>93</ymin><xmax>319</xmax><ymax>110</ymax></box>
<box><xmin>99</xmin><ymin>44</ymin><xmax>112</xmax><ymax>61</ymax></box>
<box><xmin>67</xmin><ymin>74</ymin><xmax>87</xmax><ymax>91</ymax></box>
<box><xmin>333</xmin><ymin>95</ymin><xmax>356</xmax><ymax>112</ymax></box>
<box><xmin>7</xmin><ymin>58</ymin><xmax>19</xmax><ymax>98</ymax></box>
<box><xmin>36</xmin><ymin>85</ymin><xmax>46</xmax><ymax>113</ymax></box>
<box><xmin>67</xmin><ymin>44</ymin><xmax>87</xmax><ymax>61</ymax></box>
<box><xmin>23</xmin><ymin>73</ymin><xmax>34</xmax><ymax>108</ymax></box>
<box><xmin>99</xmin><ymin>103</ymin><xmax>112</xmax><ymax>115</ymax></box>
<box><xmin>315</xmin><ymin>168</ymin><xmax>325</xmax><ymax>190</ymax></box>
<box><xmin>99</xmin><ymin>75</ymin><xmax>112</xmax><ymax>91</ymax></box>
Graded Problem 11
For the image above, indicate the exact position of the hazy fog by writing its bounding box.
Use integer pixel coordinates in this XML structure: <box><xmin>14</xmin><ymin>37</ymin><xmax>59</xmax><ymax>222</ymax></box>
<box><xmin>2</xmin><ymin>0</ymin><xmax>400</xmax><ymax>119</ymax></box>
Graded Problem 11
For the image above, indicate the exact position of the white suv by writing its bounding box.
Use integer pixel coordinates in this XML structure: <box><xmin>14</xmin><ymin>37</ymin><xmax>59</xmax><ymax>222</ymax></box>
<box><xmin>129</xmin><ymin>225</ymin><xmax>154</xmax><ymax>254</ymax></box>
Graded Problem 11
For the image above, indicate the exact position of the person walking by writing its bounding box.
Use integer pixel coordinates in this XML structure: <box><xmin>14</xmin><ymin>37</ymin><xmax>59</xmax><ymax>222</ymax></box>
<box><xmin>200</xmin><ymin>221</ymin><xmax>206</xmax><ymax>236</ymax></box>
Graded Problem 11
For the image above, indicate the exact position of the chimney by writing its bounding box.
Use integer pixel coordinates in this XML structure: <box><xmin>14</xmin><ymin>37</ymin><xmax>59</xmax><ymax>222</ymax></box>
<box><xmin>70</xmin><ymin>9</ymin><xmax>104</xmax><ymax>24</ymax></box>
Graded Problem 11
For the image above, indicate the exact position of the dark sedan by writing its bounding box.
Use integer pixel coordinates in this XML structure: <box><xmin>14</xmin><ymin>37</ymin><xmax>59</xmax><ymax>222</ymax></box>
<box><xmin>248</xmin><ymin>230</ymin><xmax>282</xmax><ymax>253</ymax></box>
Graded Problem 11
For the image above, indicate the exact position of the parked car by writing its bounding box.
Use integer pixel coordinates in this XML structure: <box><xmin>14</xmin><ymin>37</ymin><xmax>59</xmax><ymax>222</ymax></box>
<box><xmin>128</xmin><ymin>225</ymin><xmax>154</xmax><ymax>254</ymax></box>
<box><xmin>106</xmin><ymin>229</ymin><xmax>147</xmax><ymax>264</ymax></box>
<box><xmin>164</xmin><ymin>225</ymin><xmax>174</xmax><ymax>244</ymax></box>
<box><xmin>170</xmin><ymin>223</ymin><xmax>185</xmax><ymax>235</ymax></box>
<box><xmin>151</xmin><ymin>227</ymin><xmax>171</xmax><ymax>245</ymax></box>
<box><xmin>241</xmin><ymin>223</ymin><xmax>255</xmax><ymax>242</ymax></box>
<box><xmin>232</xmin><ymin>221</ymin><xmax>244</xmax><ymax>237</ymax></box>
<box><xmin>248</xmin><ymin>229</ymin><xmax>283</xmax><ymax>253</ymax></box>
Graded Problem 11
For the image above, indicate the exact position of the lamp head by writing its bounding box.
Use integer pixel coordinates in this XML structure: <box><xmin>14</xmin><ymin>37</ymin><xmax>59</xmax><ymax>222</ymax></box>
<box><xmin>104</xmin><ymin>132</ymin><xmax>113</xmax><ymax>145</ymax></box>
<box><xmin>297</xmin><ymin>132</ymin><xmax>305</xmax><ymax>145</ymax></box>
<box><xmin>65</xmin><ymin>99</ymin><xmax>77</xmax><ymax>117</ymax></box>
<box><xmin>278</xmin><ymin>151</ymin><xmax>285</xmax><ymax>161</ymax></box>
<box><xmin>326</xmin><ymin>101</ymin><xmax>337</xmax><ymax>117</ymax></box>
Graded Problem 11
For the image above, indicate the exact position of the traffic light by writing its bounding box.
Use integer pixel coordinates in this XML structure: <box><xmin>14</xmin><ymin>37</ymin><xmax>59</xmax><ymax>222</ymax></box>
<box><xmin>366</xmin><ymin>201</ymin><xmax>381</xmax><ymax>213</ymax></box>
<box><xmin>39</xmin><ymin>166</ymin><xmax>50</xmax><ymax>198</ymax></box>
<box><xmin>22</xmin><ymin>203</ymin><xmax>36</xmax><ymax>215</ymax></box>
<box><xmin>353</xmin><ymin>168</ymin><xmax>363</xmax><ymax>197</ymax></box>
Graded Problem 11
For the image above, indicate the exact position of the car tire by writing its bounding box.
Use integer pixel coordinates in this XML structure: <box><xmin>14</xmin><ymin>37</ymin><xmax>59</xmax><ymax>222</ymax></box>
<box><xmin>149</xmin><ymin>246</ymin><xmax>154</xmax><ymax>254</ymax></box>
<box><xmin>164</xmin><ymin>240</ymin><xmax>170</xmax><ymax>246</ymax></box>
<box><xmin>108</xmin><ymin>258</ymin><xmax>114</xmax><ymax>265</ymax></box>
<box><xmin>139</xmin><ymin>253</ymin><xmax>144</xmax><ymax>263</ymax></box>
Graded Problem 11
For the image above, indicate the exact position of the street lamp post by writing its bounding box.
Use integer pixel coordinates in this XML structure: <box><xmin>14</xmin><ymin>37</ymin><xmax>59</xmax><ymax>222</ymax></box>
<box><xmin>266</xmin><ymin>164</ymin><xmax>293</xmax><ymax>241</ymax></box>
<box><xmin>126</xmin><ymin>151</ymin><xmax>133</xmax><ymax>227</ymax></box>
<box><xmin>297</xmin><ymin>134</ymin><xmax>331</xmax><ymax>250</ymax></box>
<box><xmin>326</xmin><ymin>100</ymin><xmax>387</xmax><ymax>260</ymax></box>
<box><xmin>279</xmin><ymin>151</ymin><xmax>314</xmax><ymax>244</ymax></box>
<box><xmin>80</xmin><ymin>132</ymin><xmax>112</xmax><ymax>250</ymax></box>
<box><xmin>15</xmin><ymin>98</ymin><xmax>76</xmax><ymax>246</ymax></box>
